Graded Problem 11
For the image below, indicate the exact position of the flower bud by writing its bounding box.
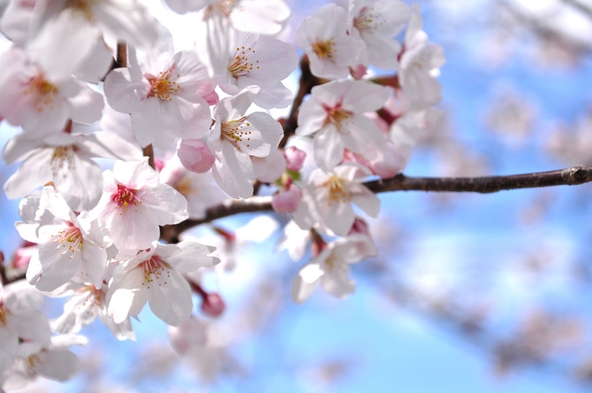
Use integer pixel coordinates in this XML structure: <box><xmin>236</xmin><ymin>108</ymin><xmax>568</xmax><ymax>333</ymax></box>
<box><xmin>178</xmin><ymin>139</ymin><xmax>215</xmax><ymax>173</ymax></box>
<box><xmin>284</xmin><ymin>146</ymin><xmax>306</xmax><ymax>171</ymax></box>
<box><xmin>201</xmin><ymin>293</ymin><xmax>226</xmax><ymax>317</ymax></box>
<box><xmin>272</xmin><ymin>184</ymin><xmax>302</xmax><ymax>213</ymax></box>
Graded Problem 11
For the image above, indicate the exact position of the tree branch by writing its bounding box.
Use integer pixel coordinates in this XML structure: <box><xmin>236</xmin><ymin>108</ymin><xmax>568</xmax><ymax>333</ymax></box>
<box><xmin>160</xmin><ymin>166</ymin><xmax>592</xmax><ymax>242</ymax></box>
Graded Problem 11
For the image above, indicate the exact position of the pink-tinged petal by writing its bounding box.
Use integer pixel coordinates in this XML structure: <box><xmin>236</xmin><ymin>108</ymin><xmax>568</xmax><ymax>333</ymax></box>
<box><xmin>20</xmin><ymin>93</ymin><xmax>70</xmax><ymax>133</ymax></box>
<box><xmin>82</xmin><ymin>131</ymin><xmax>142</xmax><ymax>161</ymax></box>
<box><xmin>113</xmin><ymin>158</ymin><xmax>159</xmax><ymax>190</ymax></box>
<box><xmin>130</xmin><ymin>99</ymin><xmax>175</xmax><ymax>149</ymax></box>
<box><xmin>108</xmin><ymin>268</ymin><xmax>148</xmax><ymax>324</ymax></box>
<box><xmin>147</xmin><ymin>269</ymin><xmax>192</xmax><ymax>326</ymax></box>
<box><xmin>81</xmin><ymin>243</ymin><xmax>108</xmax><ymax>288</ymax></box>
<box><xmin>313</xmin><ymin>128</ymin><xmax>344</xmax><ymax>171</ymax></box>
<box><xmin>36</xmin><ymin>349</ymin><xmax>81</xmax><ymax>381</ymax></box>
<box><xmin>33</xmin><ymin>234</ymin><xmax>82</xmax><ymax>291</ymax></box>
<box><xmin>75</xmin><ymin>37</ymin><xmax>114</xmax><ymax>84</ymax></box>
<box><xmin>6</xmin><ymin>311</ymin><xmax>51</xmax><ymax>345</ymax></box>
<box><xmin>242</xmin><ymin>112</ymin><xmax>283</xmax><ymax>157</ymax></box>
<box><xmin>350</xmin><ymin>185</ymin><xmax>380</xmax><ymax>218</ymax></box>
<box><xmin>172</xmin><ymin>51</ymin><xmax>214</xmax><ymax>102</ymax></box>
<box><xmin>252</xmin><ymin>148</ymin><xmax>286</xmax><ymax>183</ymax></box>
<box><xmin>66</xmin><ymin>83</ymin><xmax>105</xmax><ymax>125</ymax></box>
<box><xmin>342</xmin><ymin>81</ymin><xmax>390</xmax><ymax>113</ymax></box>
<box><xmin>2</xmin><ymin>279</ymin><xmax>44</xmax><ymax>309</ymax></box>
<box><xmin>161</xmin><ymin>97</ymin><xmax>212</xmax><ymax>141</ymax></box>
<box><xmin>0</xmin><ymin>327</ymin><xmax>18</xmax><ymax>373</ymax></box>
<box><xmin>106</xmin><ymin>206</ymin><xmax>160</xmax><ymax>253</ymax></box>
<box><xmin>250</xmin><ymin>81</ymin><xmax>293</xmax><ymax>110</ymax></box>
<box><xmin>212</xmin><ymin>142</ymin><xmax>254</xmax><ymax>198</ymax></box>
<box><xmin>320</xmin><ymin>200</ymin><xmax>355</xmax><ymax>237</ymax></box>
<box><xmin>167</xmin><ymin>241</ymin><xmax>219</xmax><ymax>272</ymax></box>
<box><xmin>138</xmin><ymin>183</ymin><xmax>189</xmax><ymax>225</ymax></box>
<box><xmin>104</xmin><ymin>68</ymin><xmax>144</xmax><ymax>113</ymax></box>
<box><xmin>291</xmin><ymin>266</ymin><xmax>320</xmax><ymax>305</ymax></box>
<box><xmin>236</xmin><ymin>37</ymin><xmax>298</xmax><ymax>82</ymax></box>
<box><xmin>321</xmin><ymin>263</ymin><xmax>355</xmax><ymax>298</ymax></box>
<box><xmin>341</xmin><ymin>115</ymin><xmax>386</xmax><ymax>159</ymax></box>
<box><xmin>295</xmin><ymin>98</ymin><xmax>327</xmax><ymax>137</ymax></box>
<box><xmin>3</xmin><ymin>150</ymin><xmax>52</xmax><ymax>199</ymax></box>
<box><xmin>2</xmin><ymin>133</ymin><xmax>46</xmax><ymax>165</ymax></box>
<box><xmin>229</xmin><ymin>0</ymin><xmax>291</xmax><ymax>35</ymax></box>
<box><xmin>53</xmin><ymin>154</ymin><xmax>103</xmax><ymax>212</ymax></box>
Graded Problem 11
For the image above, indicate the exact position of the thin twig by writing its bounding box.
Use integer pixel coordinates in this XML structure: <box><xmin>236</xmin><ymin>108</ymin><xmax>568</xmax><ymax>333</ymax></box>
<box><xmin>160</xmin><ymin>166</ymin><xmax>592</xmax><ymax>242</ymax></box>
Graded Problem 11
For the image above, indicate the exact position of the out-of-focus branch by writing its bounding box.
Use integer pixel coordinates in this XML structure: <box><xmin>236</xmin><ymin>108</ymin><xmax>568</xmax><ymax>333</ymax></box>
<box><xmin>278</xmin><ymin>56</ymin><xmax>320</xmax><ymax>148</ymax></box>
<box><xmin>561</xmin><ymin>0</ymin><xmax>592</xmax><ymax>20</ymax></box>
<box><xmin>160</xmin><ymin>166</ymin><xmax>592</xmax><ymax>242</ymax></box>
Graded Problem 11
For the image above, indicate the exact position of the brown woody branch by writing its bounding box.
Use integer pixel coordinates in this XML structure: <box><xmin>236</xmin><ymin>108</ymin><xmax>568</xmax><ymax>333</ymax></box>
<box><xmin>160</xmin><ymin>166</ymin><xmax>592</xmax><ymax>242</ymax></box>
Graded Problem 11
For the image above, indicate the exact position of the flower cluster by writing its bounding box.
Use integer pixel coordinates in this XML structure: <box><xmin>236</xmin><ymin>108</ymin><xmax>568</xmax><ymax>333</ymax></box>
<box><xmin>0</xmin><ymin>0</ymin><xmax>444</xmax><ymax>387</ymax></box>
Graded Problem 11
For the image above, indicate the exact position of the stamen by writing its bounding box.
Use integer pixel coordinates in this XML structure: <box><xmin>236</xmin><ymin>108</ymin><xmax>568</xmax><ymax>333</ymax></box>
<box><xmin>0</xmin><ymin>304</ymin><xmax>10</xmax><ymax>327</ymax></box>
<box><xmin>146</xmin><ymin>69</ymin><xmax>180</xmax><ymax>101</ymax></box>
<box><xmin>53</xmin><ymin>222</ymin><xmax>83</xmax><ymax>259</ymax></box>
<box><xmin>221</xmin><ymin>116</ymin><xmax>253</xmax><ymax>150</ymax></box>
<box><xmin>353</xmin><ymin>6</ymin><xmax>385</xmax><ymax>32</ymax></box>
<box><xmin>50</xmin><ymin>146</ymin><xmax>76</xmax><ymax>177</ymax></box>
<box><xmin>227</xmin><ymin>46</ymin><xmax>259</xmax><ymax>78</ymax></box>
<box><xmin>23</xmin><ymin>74</ymin><xmax>58</xmax><ymax>113</ymax></box>
<box><xmin>323</xmin><ymin>103</ymin><xmax>353</xmax><ymax>132</ymax></box>
<box><xmin>323</xmin><ymin>175</ymin><xmax>351</xmax><ymax>205</ymax></box>
<box><xmin>112</xmin><ymin>184</ymin><xmax>142</xmax><ymax>213</ymax></box>
<box><xmin>140</xmin><ymin>256</ymin><xmax>171</xmax><ymax>290</ymax></box>
<box><xmin>312</xmin><ymin>38</ymin><xmax>336</xmax><ymax>59</ymax></box>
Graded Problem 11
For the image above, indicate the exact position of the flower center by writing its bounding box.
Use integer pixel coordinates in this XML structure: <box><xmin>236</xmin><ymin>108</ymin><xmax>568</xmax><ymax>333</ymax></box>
<box><xmin>312</xmin><ymin>38</ymin><xmax>336</xmax><ymax>59</ymax></box>
<box><xmin>24</xmin><ymin>74</ymin><xmax>58</xmax><ymax>112</ymax></box>
<box><xmin>50</xmin><ymin>146</ymin><xmax>76</xmax><ymax>177</ymax></box>
<box><xmin>353</xmin><ymin>6</ymin><xmax>384</xmax><ymax>32</ymax></box>
<box><xmin>221</xmin><ymin>116</ymin><xmax>253</xmax><ymax>150</ymax></box>
<box><xmin>112</xmin><ymin>184</ymin><xmax>141</xmax><ymax>211</ymax></box>
<box><xmin>227</xmin><ymin>46</ymin><xmax>260</xmax><ymax>79</ymax></box>
<box><xmin>146</xmin><ymin>69</ymin><xmax>180</xmax><ymax>101</ymax></box>
<box><xmin>140</xmin><ymin>257</ymin><xmax>171</xmax><ymax>289</ymax></box>
<box><xmin>323</xmin><ymin>104</ymin><xmax>353</xmax><ymax>131</ymax></box>
<box><xmin>66</xmin><ymin>0</ymin><xmax>98</xmax><ymax>21</ymax></box>
<box><xmin>324</xmin><ymin>175</ymin><xmax>351</xmax><ymax>205</ymax></box>
<box><xmin>53</xmin><ymin>222</ymin><xmax>83</xmax><ymax>259</ymax></box>
<box><xmin>211</xmin><ymin>0</ymin><xmax>237</xmax><ymax>17</ymax></box>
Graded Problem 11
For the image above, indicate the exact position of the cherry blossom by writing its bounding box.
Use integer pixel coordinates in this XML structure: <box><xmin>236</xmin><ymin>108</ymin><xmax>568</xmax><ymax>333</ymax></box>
<box><xmin>15</xmin><ymin>187</ymin><xmax>111</xmax><ymax>291</ymax></box>
<box><xmin>90</xmin><ymin>158</ymin><xmax>189</xmax><ymax>254</ymax></box>
<box><xmin>107</xmin><ymin>241</ymin><xmax>219</xmax><ymax>326</ymax></box>
<box><xmin>104</xmin><ymin>45</ymin><xmax>214</xmax><ymax>149</ymax></box>
<box><xmin>291</xmin><ymin>233</ymin><xmax>377</xmax><ymax>304</ymax></box>
<box><xmin>207</xmin><ymin>88</ymin><xmax>283</xmax><ymax>198</ymax></box>
<box><xmin>293</xmin><ymin>164</ymin><xmax>380</xmax><ymax>237</ymax></box>
<box><xmin>348</xmin><ymin>0</ymin><xmax>410</xmax><ymax>70</ymax></box>
<box><xmin>296</xmin><ymin>79</ymin><xmax>391</xmax><ymax>171</ymax></box>
<box><xmin>0</xmin><ymin>280</ymin><xmax>51</xmax><ymax>374</ymax></box>
<box><xmin>295</xmin><ymin>3</ymin><xmax>363</xmax><ymax>79</ymax></box>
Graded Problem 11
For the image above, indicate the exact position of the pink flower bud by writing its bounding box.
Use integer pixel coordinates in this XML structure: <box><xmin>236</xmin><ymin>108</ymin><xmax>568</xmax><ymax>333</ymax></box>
<box><xmin>202</xmin><ymin>90</ymin><xmax>219</xmax><ymax>105</ymax></box>
<box><xmin>168</xmin><ymin>317</ymin><xmax>207</xmax><ymax>355</ymax></box>
<box><xmin>284</xmin><ymin>146</ymin><xmax>306</xmax><ymax>171</ymax></box>
<box><xmin>201</xmin><ymin>293</ymin><xmax>226</xmax><ymax>317</ymax></box>
<box><xmin>350</xmin><ymin>64</ymin><xmax>367</xmax><ymax>79</ymax></box>
<box><xmin>178</xmin><ymin>139</ymin><xmax>215</xmax><ymax>173</ymax></box>
<box><xmin>272</xmin><ymin>184</ymin><xmax>302</xmax><ymax>213</ymax></box>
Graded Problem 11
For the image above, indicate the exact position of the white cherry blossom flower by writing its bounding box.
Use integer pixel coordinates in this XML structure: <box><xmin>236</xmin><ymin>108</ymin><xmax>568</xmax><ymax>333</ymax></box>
<box><xmin>295</xmin><ymin>3</ymin><xmax>362</xmax><ymax>79</ymax></box>
<box><xmin>90</xmin><ymin>158</ymin><xmax>189</xmax><ymax>254</ymax></box>
<box><xmin>293</xmin><ymin>164</ymin><xmax>380</xmax><ymax>237</ymax></box>
<box><xmin>348</xmin><ymin>0</ymin><xmax>410</xmax><ymax>70</ymax></box>
<box><xmin>15</xmin><ymin>187</ymin><xmax>111</xmax><ymax>291</ymax></box>
<box><xmin>207</xmin><ymin>88</ymin><xmax>283</xmax><ymax>198</ymax></box>
<box><xmin>2</xmin><ymin>334</ymin><xmax>86</xmax><ymax>390</ymax></box>
<box><xmin>398</xmin><ymin>4</ymin><xmax>445</xmax><ymax>111</ymax></box>
<box><xmin>49</xmin><ymin>280</ymin><xmax>135</xmax><ymax>341</ymax></box>
<box><xmin>204</xmin><ymin>20</ymin><xmax>298</xmax><ymax>109</ymax></box>
<box><xmin>0</xmin><ymin>280</ymin><xmax>51</xmax><ymax>374</ymax></box>
<box><xmin>107</xmin><ymin>241</ymin><xmax>219</xmax><ymax>326</ymax></box>
<box><xmin>296</xmin><ymin>79</ymin><xmax>390</xmax><ymax>171</ymax></box>
<box><xmin>104</xmin><ymin>45</ymin><xmax>214</xmax><ymax>149</ymax></box>
<box><xmin>291</xmin><ymin>233</ymin><xmax>377</xmax><ymax>304</ymax></box>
